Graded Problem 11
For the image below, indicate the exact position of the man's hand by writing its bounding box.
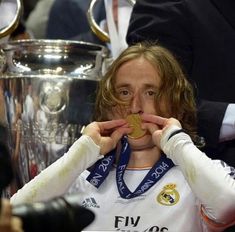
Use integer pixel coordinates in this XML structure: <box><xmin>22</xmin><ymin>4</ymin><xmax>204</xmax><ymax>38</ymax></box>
<box><xmin>82</xmin><ymin>119</ymin><xmax>131</xmax><ymax>155</ymax></box>
<box><xmin>141</xmin><ymin>114</ymin><xmax>182</xmax><ymax>149</ymax></box>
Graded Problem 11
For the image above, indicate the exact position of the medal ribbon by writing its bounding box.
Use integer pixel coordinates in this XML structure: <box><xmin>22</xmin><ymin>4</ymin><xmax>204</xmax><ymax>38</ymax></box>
<box><xmin>87</xmin><ymin>137</ymin><xmax>174</xmax><ymax>198</ymax></box>
<box><xmin>86</xmin><ymin>148</ymin><xmax>116</xmax><ymax>188</ymax></box>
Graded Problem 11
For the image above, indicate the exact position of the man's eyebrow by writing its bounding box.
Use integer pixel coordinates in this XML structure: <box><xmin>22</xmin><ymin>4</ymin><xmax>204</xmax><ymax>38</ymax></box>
<box><xmin>115</xmin><ymin>83</ymin><xmax>158</xmax><ymax>88</ymax></box>
<box><xmin>143</xmin><ymin>83</ymin><xmax>159</xmax><ymax>89</ymax></box>
<box><xmin>114</xmin><ymin>83</ymin><xmax>131</xmax><ymax>88</ymax></box>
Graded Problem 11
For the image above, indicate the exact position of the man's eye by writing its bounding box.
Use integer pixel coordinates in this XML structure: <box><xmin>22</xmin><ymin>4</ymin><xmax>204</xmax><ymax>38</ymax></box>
<box><xmin>120</xmin><ymin>90</ymin><xmax>129</xmax><ymax>96</ymax></box>
<box><xmin>146</xmin><ymin>90</ymin><xmax>156</xmax><ymax>96</ymax></box>
<box><xmin>117</xmin><ymin>89</ymin><xmax>131</xmax><ymax>100</ymax></box>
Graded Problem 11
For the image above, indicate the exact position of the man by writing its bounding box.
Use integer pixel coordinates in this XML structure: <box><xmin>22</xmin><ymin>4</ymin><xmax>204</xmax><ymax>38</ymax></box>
<box><xmin>126</xmin><ymin>0</ymin><xmax>235</xmax><ymax>167</ymax></box>
<box><xmin>11</xmin><ymin>43</ymin><xmax>235</xmax><ymax>231</ymax></box>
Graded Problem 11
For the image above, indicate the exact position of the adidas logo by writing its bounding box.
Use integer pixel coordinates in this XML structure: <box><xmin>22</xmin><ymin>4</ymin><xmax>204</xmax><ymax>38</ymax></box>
<box><xmin>82</xmin><ymin>197</ymin><xmax>100</xmax><ymax>208</ymax></box>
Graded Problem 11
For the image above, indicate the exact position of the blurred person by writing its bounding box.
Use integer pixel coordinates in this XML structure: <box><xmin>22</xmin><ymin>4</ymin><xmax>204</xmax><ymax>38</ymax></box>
<box><xmin>46</xmin><ymin>0</ymin><xmax>132</xmax><ymax>58</ymax></box>
<box><xmin>11</xmin><ymin>43</ymin><xmax>235</xmax><ymax>231</ymax></box>
<box><xmin>25</xmin><ymin>0</ymin><xmax>55</xmax><ymax>39</ymax></box>
<box><xmin>21</xmin><ymin>0</ymin><xmax>39</xmax><ymax>20</ymax></box>
<box><xmin>46</xmin><ymin>0</ymin><xmax>106</xmax><ymax>45</ymax></box>
<box><xmin>126</xmin><ymin>0</ymin><xmax>235</xmax><ymax>167</ymax></box>
<box><xmin>0</xmin><ymin>125</ymin><xmax>23</xmax><ymax>232</ymax></box>
<box><xmin>0</xmin><ymin>199</ymin><xmax>23</xmax><ymax>232</ymax></box>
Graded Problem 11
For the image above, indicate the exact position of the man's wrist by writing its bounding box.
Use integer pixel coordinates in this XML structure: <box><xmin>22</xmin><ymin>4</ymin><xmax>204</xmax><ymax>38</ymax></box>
<box><xmin>167</xmin><ymin>129</ymin><xmax>185</xmax><ymax>141</ymax></box>
<box><xmin>160</xmin><ymin>125</ymin><xmax>182</xmax><ymax>149</ymax></box>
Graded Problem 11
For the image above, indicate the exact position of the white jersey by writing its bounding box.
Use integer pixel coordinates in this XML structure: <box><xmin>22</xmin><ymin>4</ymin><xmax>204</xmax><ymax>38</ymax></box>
<box><xmin>68</xmin><ymin>166</ymin><xmax>206</xmax><ymax>232</ymax></box>
<box><xmin>11</xmin><ymin>132</ymin><xmax>235</xmax><ymax>231</ymax></box>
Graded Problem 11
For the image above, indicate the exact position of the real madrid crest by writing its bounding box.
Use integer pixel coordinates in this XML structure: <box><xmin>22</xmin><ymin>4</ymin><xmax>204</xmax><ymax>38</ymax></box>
<box><xmin>157</xmin><ymin>183</ymin><xmax>180</xmax><ymax>206</ymax></box>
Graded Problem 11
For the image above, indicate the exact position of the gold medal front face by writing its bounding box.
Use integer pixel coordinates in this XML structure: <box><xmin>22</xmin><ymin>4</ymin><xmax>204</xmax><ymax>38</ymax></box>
<box><xmin>126</xmin><ymin>114</ymin><xmax>146</xmax><ymax>139</ymax></box>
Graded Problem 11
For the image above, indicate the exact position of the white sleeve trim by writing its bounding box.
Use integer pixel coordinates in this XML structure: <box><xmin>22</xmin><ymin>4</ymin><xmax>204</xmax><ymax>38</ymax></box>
<box><xmin>11</xmin><ymin>135</ymin><xmax>102</xmax><ymax>205</ymax></box>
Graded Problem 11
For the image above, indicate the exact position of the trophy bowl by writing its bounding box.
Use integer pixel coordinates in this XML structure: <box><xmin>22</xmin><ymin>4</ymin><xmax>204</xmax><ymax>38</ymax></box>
<box><xmin>0</xmin><ymin>39</ymin><xmax>107</xmax><ymax>195</ymax></box>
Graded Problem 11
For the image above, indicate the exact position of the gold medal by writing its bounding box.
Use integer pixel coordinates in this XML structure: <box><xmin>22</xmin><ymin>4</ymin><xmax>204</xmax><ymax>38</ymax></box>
<box><xmin>126</xmin><ymin>114</ymin><xmax>146</xmax><ymax>139</ymax></box>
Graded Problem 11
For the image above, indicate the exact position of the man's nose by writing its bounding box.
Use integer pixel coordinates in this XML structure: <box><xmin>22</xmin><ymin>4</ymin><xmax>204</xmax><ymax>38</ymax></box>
<box><xmin>130</xmin><ymin>93</ymin><xmax>143</xmax><ymax>114</ymax></box>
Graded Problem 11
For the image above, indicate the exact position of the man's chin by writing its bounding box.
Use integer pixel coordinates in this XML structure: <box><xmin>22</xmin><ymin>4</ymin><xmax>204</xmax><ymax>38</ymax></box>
<box><xmin>127</xmin><ymin>135</ymin><xmax>154</xmax><ymax>150</ymax></box>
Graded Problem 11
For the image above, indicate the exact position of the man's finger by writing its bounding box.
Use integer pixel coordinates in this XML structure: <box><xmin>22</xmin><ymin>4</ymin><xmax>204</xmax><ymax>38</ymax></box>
<box><xmin>142</xmin><ymin>122</ymin><xmax>160</xmax><ymax>134</ymax></box>
<box><xmin>111</xmin><ymin>127</ymin><xmax>132</xmax><ymax>143</ymax></box>
<box><xmin>98</xmin><ymin>119</ymin><xmax>128</xmax><ymax>132</ymax></box>
<box><xmin>141</xmin><ymin>114</ymin><xmax>167</xmax><ymax>127</ymax></box>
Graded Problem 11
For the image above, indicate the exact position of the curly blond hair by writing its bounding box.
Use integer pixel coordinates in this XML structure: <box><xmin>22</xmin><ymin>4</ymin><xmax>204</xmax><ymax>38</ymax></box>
<box><xmin>94</xmin><ymin>42</ymin><xmax>197</xmax><ymax>141</ymax></box>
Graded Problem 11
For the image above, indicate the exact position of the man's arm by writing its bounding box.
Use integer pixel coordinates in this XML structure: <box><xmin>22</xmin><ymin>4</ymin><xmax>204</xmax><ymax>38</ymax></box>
<box><xmin>11</xmin><ymin>135</ymin><xmax>101</xmax><ymax>205</ymax></box>
<box><xmin>161</xmin><ymin>126</ymin><xmax>235</xmax><ymax>229</ymax></box>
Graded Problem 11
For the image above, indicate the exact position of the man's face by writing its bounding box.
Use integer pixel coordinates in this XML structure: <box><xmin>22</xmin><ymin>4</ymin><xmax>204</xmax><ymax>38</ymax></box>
<box><xmin>111</xmin><ymin>57</ymin><xmax>166</xmax><ymax>149</ymax></box>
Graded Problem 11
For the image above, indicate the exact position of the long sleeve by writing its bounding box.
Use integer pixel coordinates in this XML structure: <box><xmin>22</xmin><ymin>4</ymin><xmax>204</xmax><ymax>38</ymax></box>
<box><xmin>161</xmin><ymin>126</ymin><xmax>235</xmax><ymax>228</ymax></box>
<box><xmin>11</xmin><ymin>135</ymin><xmax>102</xmax><ymax>205</ymax></box>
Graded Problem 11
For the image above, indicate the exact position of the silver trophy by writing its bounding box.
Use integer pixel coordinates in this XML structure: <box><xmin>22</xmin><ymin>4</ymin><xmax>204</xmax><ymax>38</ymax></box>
<box><xmin>0</xmin><ymin>0</ymin><xmax>107</xmax><ymax>195</ymax></box>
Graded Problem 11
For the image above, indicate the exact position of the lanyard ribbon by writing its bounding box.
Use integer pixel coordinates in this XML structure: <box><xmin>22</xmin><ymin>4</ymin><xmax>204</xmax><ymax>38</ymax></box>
<box><xmin>87</xmin><ymin>137</ymin><xmax>174</xmax><ymax>199</ymax></box>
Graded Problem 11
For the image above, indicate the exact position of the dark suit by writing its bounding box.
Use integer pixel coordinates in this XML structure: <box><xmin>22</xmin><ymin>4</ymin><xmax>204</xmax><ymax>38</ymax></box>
<box><xmin>127</xmin><ymin>0</ymin><xmax>235</xmax><ymax>102</ymax></box>
<box><xmin>46</xmin><ymin>0</ymin><xmax>106</xmax><ymax>45</ymax></box>
<box><xmin>127</xmin><ymin>1</ymin><xmax>235</xmax><ymax>230</ymax></box>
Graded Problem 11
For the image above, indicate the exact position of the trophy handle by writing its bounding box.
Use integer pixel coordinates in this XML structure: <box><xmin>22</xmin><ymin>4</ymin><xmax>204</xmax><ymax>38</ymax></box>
<box><xmin>87</xmin><ymin>0</ymin><xmax>135</xmax><ymax>43</ymax></box>
<box><xmin>127</xmin><ymin>0</ymin><xmax>136</xmax><ymax>5</ymax></box>
<box><xmin>0</xmin><ymin>0</ymin><xmax>23</xmax><ymax>38</ymax></box>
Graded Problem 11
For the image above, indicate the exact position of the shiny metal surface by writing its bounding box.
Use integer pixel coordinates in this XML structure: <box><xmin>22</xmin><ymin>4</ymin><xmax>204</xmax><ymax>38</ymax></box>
<box><xmin>0</xmin><ymin>39</ymin><xmax>107</xmax><ymax>195</ymax></box>
<box><xmin>127</xmin><ymin>0</ymin><xmax>135</xmax><ymax>6</ymax></box>
<box><xmin>0</xmin><ymin>0</ymin><xmax>22</xmax><ymax>38</ymax></box>
<box><xmin>87</xmin><ymin>0</ymin><xmax>135</xmax><ymax>43</ymax></box>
